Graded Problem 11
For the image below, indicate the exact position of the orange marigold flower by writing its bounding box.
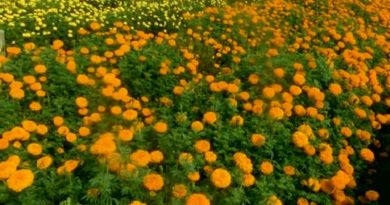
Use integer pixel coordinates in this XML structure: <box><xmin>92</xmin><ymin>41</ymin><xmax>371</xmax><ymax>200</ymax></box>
<box><xmin>150</xmin><ymin>150</ymin><xmax>164</xmax><ymax>163</ymax></box>
<box><xmin>129</xmin><ymin>201</ymin><xmax>146</xmax><ymax>205</ymax></box>
<box><xmin>283</xmin><ymin>165</ymin><xmax>296</xmax><ymax>176</ymax></box>
<box><xmin>154</xmin><ymin>121</ymin><xmax>168</xmax><ymax>133</ymax></box>
<box><xmin>34</xmin><ymin>64</ymin><xmax>47</xmax><ymax>74</ymax></box>
<box><xmin>292</xmin><ymin>131</ymin><xmax>309</xmax><ymax>148</ymax></box>
<box><xmin>123</xmin><ymin>109</ymin><xmax>138</xmax><ymax>121</ymax></box>
<box><xmin>191</xmin><ymin>121</ymin><xmax>204</xmax><ymax>132</ymax></box>
<box><xmin>118</xmin><ymin>129</ymin><xmax>134</xmax><ymax>142</ymax></box>
<box><xmin>75</xmin><ymin>97</ymin><xmax>88</xmax><ymax>108</ymax></box>
<box><xmin>293</xmin><ymin>73</ymin><xmax>306</xmax><ymax>85</ymax></box>
<box><xmin>194</xmin><ymin>140</ymin><xmax>210</xmax><ymax>153</ymax></box>
<box><xmin>53</xmin><ymin>116</ymin><xmax>64</xmax><ymax>127</ymax></box>
<box><xmin>79</xmin><ymin>126</ymin><xmax>91</xmax><ymax>137</ymax></box>
<box><xmin>64</xmin><ymin>160</ymin><xmax>80</xmax><ymax>173</ymax></box>
<box><xmin>210</xmin><ymin>168</ymin><xmax>231</xmax><ymax>188</ymax></box>
<box><xmin>130</xmin><ymin>149</ymin><xmax>151</xmax><ymax>167</ymax></box>
<box><xmin>110</xmin><ymin>106</ymin><xmax>122</xmax><ymax>115</ymax></box>
<box><xmin>52</xmin><ymin>40</ymin><xmax>64</xmax><ymax>50</ymax></box>
<box><xmin>251</xmin><ymin>133</ymin><xmax>266</xmax><ymax>147</ymax></box>
<box><xmin>187</xmin><ymin>171</ymin><xmax>200</xmax><ymax>182</ymax></box>
<box><xmin>203</xmin><ymin>112</ymin><xmax>217</xmax><ymax>124</ymax></box>
<box><xmin>27</xmin><ymin>143</ymin><xmax>43</xmax><ymax>156</ymax></box>
<box><xmin>143</xmin><ymin>173</ymin><xmax>164</xmax><ymax>191</ymax></box>
<box><xmin>260</xmin><ymin>161</ymin><xmax>274</xmax><ymax>175</ymax></box>
<box><xmin>186</xmin><ymin>193</ymin><xmax>210</xmax><ymax>205</ymax></box>
<box><xmin>360</xmin><ymin>148</ymin><xmax>375</xmax><ymax>162</ymax></box>
<box><xmin>9</xmin><ymin>89</ymin><xmax>25</xmax><ymax>100</ymax></box>
<box><xmin>248</xmin><ymin>73</ymin><xmax>260</xmax><ymax>85</ymax></box>
<box><xmin>21</xmin><ymin>120</ymin><xmax>37</xmax><ymax>132</ymax></box>
<box><xmin>90</xmin><ymin>22</ymin><xmax>101</xmax><ymax>31</ymax></box>
<box><xmin>242</xmin><ymin>174</ymin><xmax>256</xmax><ymax>187</ymax></box>
<box><xmin>329</xmin><ymin>83</ymin><xmax>343</xmax><ymax>96</ymax></box>
<box><xmin>273</xmin><ymin>68</ymin><xmax>285</xmax><ymax>78</ymax></box>
<box><xmin>29</xmin><ymin>101</ymin><xmax>42</xmax><ymax>111</ymax></box>
<box><xmin>204</xmin><ymin>151</ymin><xmax>217</xmax><ymax>163</ymax></box>
<box><xmin>0</xmin><ymin>138</ymin><xmax>9</xmax><ymax>150</ymax></box>
<box><xmin>365</xmin><ymin>190</ymin><xmax>380</xmax><ymax>201</ymax></box>
<box><xmin>36</xmin><ymin>156</ymin><xmax>53</xmax><ymax>170</ymax></box>
<box><xmin>6</xmin><ymin>47</ymin><xmax>22</xmax><ymax>56</ymax></box>
<box><xmin>269</xmin><ymin>107</ymin><xmax>284</xmax><ymax>120</ymax></box>
<box><xmin>172</xmin><ymin>184</ymin><xmax>187</xmax><ymax>198</ymax></box>
<box><xmin>6</xmin><ymin>169</ymin><xmax>34</xmax><ymax>192</ymax></box>
<box><xmin>267</xmin><ymin>195</ymin><xmax>282</xmax><ymax>205</ymax></box>
<box><xmin>230</xmin><ymin>115</ymin><xmax>244</xmax><ymax>126</ymax></box>
<box><xmin>340</xmin><ymin>127</ymin><xmax>353</xmax><ymax>137</ymax></box>
<box><xmin>233</xmin><ymin>152</ymin><xmax>253</xmax><ymax>174</ymax></box>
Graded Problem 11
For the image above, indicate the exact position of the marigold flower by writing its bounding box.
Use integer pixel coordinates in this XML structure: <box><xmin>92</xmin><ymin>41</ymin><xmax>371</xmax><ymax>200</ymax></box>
<box><xmin>204</xmin><ymin>151</ymin><xmax>217</xmax><ymax>163</ymax></box>
<box><xmin>203</xmin><ymin>111</ymin><xmax>217</xmax><ymax>124</ymax></box>
<box><xmin>154</xmin><ymin>121</ymin><xmax>168</xmax><ymax>133</ymax></box>
<box><xmin>6</xmin><ymin>169</ymin><xmax>34</xmax><ymax>192</ymax></box>
<box><xmin>27</xmin><ymin>143</ymin><xmax>43</xmax><ymax>156</ymax></box>
<box><xmin>75</xmin><ymin>97</ymin><xmax>88</xmax><ymax>108</ymax></box>
<box><xmin>360</xmin><ymin>148</ymin><xmax>375</xmax><ymax>162</ymax></box>
<box><xmin>194</xmin><ymin>140</ymin><xmax>210</xmax><ymax>153</ymax></box>
<box><xmin>186</xmin><ymin>193</ymin><xmax>210</xmax><ymax>205</ymax></box>
<box><xmin>129</xmin><ymin>201</ymin><xmax>146</xmax><ymax>205</ymax></box>
<box><xmin>251</xmin><ymin>133</ymin><xmax>266</xmax><ymax>147</ymax></box>
<box><xmin>260</xmin><ymin>161</ymin><xmax>274</xmax><ymax>175</ymax></box>
<box><xmin>34</xmin><ymin>64</ymin><xmax>47</xmax><ymax>74</ymax></box>
<box><xmin>64</xmin><ymin>160</ymin><xmax>80</xmax><ymax>173</ymax></box>
<box><xmin>130</xmin><ymin>149</ymin><xmax>151</xmax><ymax>167</ymax></box>
<box><xmin>269</xmin><ymin>107</ymin><xmax>284</xmax><ymax>120</ymax></box>
<box><xmin>143</xmin><ymin>173</ymin><xmax>164</xmax><ymax>191</ymax></box>
<box><xmin>118</xmin><ymin>129</ymin><xmax>134</xmax><ymax>142</ymax></box>
<box><xmin>187</xmin><ymin>171</ymin><xmax>200</xmax><ymax>182</ymax></box>
<box><xmin>191</xmin><ymin>121</ymin><xmax>204</xmax><ymax>132</ymax></box>
<box><xmin>9</xmin><ymin>89</ymin><xmax>25</xmax><ymax>100</ymax></box>
<box><xmin>365</xmin><ymin>190</ymin><xmax>379</xmax><ymax>201</ymax></box>
<box><xmin>172</xmin><ymin>184</ymin><xmax>187</xmax><ymax>198</ymax></box>
<box><xmin>150</xmin><ymin>150</ymin><xmax>164</xmax><ymax>163</ymax></box>
<box><xmin>329</xmin><ymin>83</ymin><xmax>343</xmax><ymax>96</ymax></box>
<box><xmin>123</xmin><ymin>109</ymin><xmax>138</xmax><ymax>121</ymax></box>
<box><xmin>36</xmin><ymin>156</ymin><xmax>53</xmax><ymax>170</ymax></box>
<box><xmin>283</xmin><ymin>165</ymin><xmax>296</xmax><ymax>176</ymax></box>
<box><xmin>29</xmin><ymin>101</ymin><xmax>42</xmax><ymax>111</ymax></box>
<box><xmin>52</xmin><ymin>40</ymin><xmax>64</xmax><ymax>50</ymax></box>
<box><xmin>233</xmin><ymin>152</ymin><xmax>253</xmax><ymax>174</ymax></box>
<box><xmin>21</xmin><ymin>120</ymin><xmax>37</xmax><ymax>132</ymax></box>
<box><xmin>90</xmin><ymin>22</ymin><xmax>101</xmax><ymax>31</ymax></box>
<box><xmin>292</xmin><ymin>131</ymin><xmax>309</xmax><ymax>148</ymax></box>
<box><xmin>267</xmin><ymin>195</ymin><xmax>282</xmax><ymax>205</ymax></box>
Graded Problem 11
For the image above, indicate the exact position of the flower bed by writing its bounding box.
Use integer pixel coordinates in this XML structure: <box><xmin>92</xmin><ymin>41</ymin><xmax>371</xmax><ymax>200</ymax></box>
<box><xmin>0</xmin><ymin>0</ymin><xmax>390</xmax><ymax>204</ymax></box>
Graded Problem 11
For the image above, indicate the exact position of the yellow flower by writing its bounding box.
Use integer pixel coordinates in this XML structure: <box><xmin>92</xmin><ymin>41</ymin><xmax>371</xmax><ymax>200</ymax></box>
<box><xmin>6</xmin><ymin>169</ymin><xmax>34</xmax><ymax>192</ymax></box>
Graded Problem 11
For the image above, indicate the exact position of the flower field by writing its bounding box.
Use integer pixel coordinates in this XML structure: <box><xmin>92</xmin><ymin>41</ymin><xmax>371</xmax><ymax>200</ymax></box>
<box><xmin>0</xmin><ymin>0</ymin><xmax>390</xmax><ymax>204</ymax></box>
